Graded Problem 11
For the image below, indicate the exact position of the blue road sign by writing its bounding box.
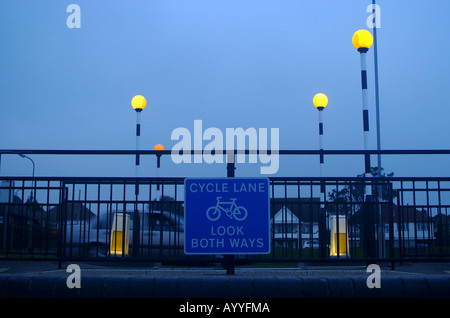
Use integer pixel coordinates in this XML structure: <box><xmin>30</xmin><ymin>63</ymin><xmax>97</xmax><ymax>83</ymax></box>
<box><xmin>184</xmin><ymin>178</ymin><xmax>270</xmax><ymax>255</ymax></box>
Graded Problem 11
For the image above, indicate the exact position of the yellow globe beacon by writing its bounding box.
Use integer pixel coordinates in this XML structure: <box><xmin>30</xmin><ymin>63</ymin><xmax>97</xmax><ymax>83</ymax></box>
<box><xmin>313</xmin><ymin>93</ymin><xmax>328</xmax><ymax>110</ymax></box>
<box><xmin>131</xmin><ymin>95</ymin><xmax>147</xmax><ymax>111</ymax></box>
<box><xmin>352</xmin><ymin>29</ymin><xmax>373</xmax><ymax>52</ymax></box>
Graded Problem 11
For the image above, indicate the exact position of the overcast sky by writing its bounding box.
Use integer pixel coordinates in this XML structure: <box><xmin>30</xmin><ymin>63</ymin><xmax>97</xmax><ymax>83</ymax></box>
<box><xmin>0</xmin><ymin>0</ymin><xmax>449</xmax><ymax>179</ymax></box>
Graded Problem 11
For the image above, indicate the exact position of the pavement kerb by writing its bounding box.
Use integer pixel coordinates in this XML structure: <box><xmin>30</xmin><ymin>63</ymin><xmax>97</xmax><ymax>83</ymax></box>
<box><xmin>1</xmin><ymin>274</ymin><xmax>450</xmax><ymax>298</ymax></box>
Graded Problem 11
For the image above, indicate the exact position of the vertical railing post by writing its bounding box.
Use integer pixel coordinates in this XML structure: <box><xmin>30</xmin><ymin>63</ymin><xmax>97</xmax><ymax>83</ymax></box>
<box><xmin>57</xmin><ymin>184</ymin><xmax>68</xmax><ymax>269</ymax></box>
<box><xmin>363</xmin><ymin>192</ymin><xmax>376</xmax><ymax>259</ymax></box>
<box><xmin>388</xmin><ymin>182</ymin><xmax>395</xmax><ymax>269</ymax></box>
<box><xmin>225</xmin><ymin>151</ymin><xmax>235</xmax><ymax>275</ymax></box>
<box><xmin>133</xmin><ymin>201</ymin><xmax>140</xmax><ymax>258</ymax></box>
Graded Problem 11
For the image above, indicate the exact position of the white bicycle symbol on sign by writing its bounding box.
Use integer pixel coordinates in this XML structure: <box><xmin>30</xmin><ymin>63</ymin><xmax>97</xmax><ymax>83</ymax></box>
<box><xmin>206</xmin><ymin>196</ymin><xmax>248</xmax><ymax>221</ymax></box>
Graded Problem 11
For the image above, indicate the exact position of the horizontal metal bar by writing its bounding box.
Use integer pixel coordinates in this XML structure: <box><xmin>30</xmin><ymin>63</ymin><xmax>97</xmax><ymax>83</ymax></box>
<box><xmin>2</xmin><ymin>176</ymin><xmax>450</xmax><ymax>182</ymax></box>
<box><xmin>2</xmin><ymin>149</ymin><xmax>450</xmax><ymax>156</ymax></box>
<box><xmin>0</xmin><ymin>176</ymin><xmax>185</xmax><ymax>182</ymax></box>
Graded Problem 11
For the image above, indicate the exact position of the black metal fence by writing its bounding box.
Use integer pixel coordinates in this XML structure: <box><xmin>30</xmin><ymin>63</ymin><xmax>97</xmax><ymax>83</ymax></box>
<box><xmin>1</xmin><ymin>176</ymin><xmax>449</xmax><ymax>266</ymax></box>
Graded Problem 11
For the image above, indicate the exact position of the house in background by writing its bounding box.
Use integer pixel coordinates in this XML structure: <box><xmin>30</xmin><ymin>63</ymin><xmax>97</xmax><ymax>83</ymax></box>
<box><xmin>271</xmin><ymin>198</ymin><xmax>321</xmax><ymax>248</ymax></box>
<box><xmin>381</xmin><ymin>204</ymin><xmax>434</xmax><ymax>248</ymax></box>
<box><xmin>46</xmin><ymin>201</ymin><xmax>95</xmax><ymax>225</ymax></box>
<box><xmin>1</xmin><ymin>181</ymin><xmax>93</xmax><ymax>251</ymax></box>
<box><xmin>272</xmin><ymin>206</ymin><xmax>300</xmax><ymax>248</ymax></box>
<box><xmin>351</xmin><ymin>203</ymin><xmax>436</xmax><ymax>249</ymax></box>
<box><xmin>271</xmin><ymin>197</ymin><xmax>441</xmax><ymax>252</ymax></box>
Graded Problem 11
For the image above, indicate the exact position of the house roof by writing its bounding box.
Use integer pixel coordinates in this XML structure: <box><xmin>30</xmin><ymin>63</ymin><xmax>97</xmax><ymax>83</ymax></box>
<box><xmin>271</xmin><ymin>198</ymin><xmax>320</xmax><ymax>222</ymax></box>
<box><xmin>272</xmin><ymin>206</ymin><xmax>299</xmax><ymax>224</ymax></box>
<box><xmin>46</xmin><ymin>202</ymin><xmax>95</xmax><ymax>221</ymax></box>
<box><xmin>352</xmin><ymin>204</ymin><xmax>431</xmax><ymax>223</ymax></box>
<box><xmin>2</xmin><ymin>197</ymin><xmax>95</xmax><ymax>223</ymax></box>
<box><xmin>389</xmin><ymin>205</ymin><xmax>431</xmax><ymax>223</ymax></box>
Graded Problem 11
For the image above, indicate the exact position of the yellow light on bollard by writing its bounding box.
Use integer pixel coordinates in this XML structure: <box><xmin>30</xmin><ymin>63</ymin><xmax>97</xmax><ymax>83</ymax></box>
<box><xmin>352</xmin><ymin>29</ymin><xmax>373</xmax><ymax>52</ymax></box>
<box><xmin>131</xmin><ymin>95</ymin><xmax>147</xmax><ymax>112</ymax></box>
<box><xmin>110</xmin><ymin>213</ymin><xmax>130</xmax><ymax>256</ymax></box>
<box><xmin>329</xmin><ymin>215</ymin><xmax>350</xmax><ymax>257</ymax></box>
<box><xmin>313</xmin><ymin>93</ymin><xmax>328</xmax><ymax>110</ymax></box>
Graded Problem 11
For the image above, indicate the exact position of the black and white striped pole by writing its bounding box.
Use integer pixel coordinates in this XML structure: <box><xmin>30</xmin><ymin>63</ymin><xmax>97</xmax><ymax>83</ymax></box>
<box><xmin>353</xmin><ymin>29</ymin><xmax>374</xmax><ymax>195</ymax></box>
<box><xmin>131</xmin><ymin>95</ymin><xmax>146</xmax><ymax>257</ymax></box>
<box><xmin>353</xmin><ymin>30</ymin><xmax>377</xmax><ymax>258</ymax></box>
<box><xmin>131</xmin><ymin>95</ymin><xmax>147</xmax><ymax>196</ymax></box>
<box><xmin>313</xmin><ymin>93</ymin><xmax>328</xmax><ymax>194</ymax></box>
<box><xmin>313</xmin><ymin>93</ymin><xmax>329</xmax><ymax>259</ymax></box>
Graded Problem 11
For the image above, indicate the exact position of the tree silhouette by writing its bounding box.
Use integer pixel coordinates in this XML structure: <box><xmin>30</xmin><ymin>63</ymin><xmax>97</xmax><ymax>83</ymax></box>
<box><xmin>327</xmin><ymin>167</ymin><xmax>397</xmax><ymax>215</ymax></box>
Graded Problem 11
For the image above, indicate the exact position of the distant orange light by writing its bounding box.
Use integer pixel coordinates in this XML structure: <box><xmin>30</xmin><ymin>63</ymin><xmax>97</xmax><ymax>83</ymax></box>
<box><xmin>153</xmin><ymin>144</ymin><xmax>165</xmax><ymax>151</ymax></box>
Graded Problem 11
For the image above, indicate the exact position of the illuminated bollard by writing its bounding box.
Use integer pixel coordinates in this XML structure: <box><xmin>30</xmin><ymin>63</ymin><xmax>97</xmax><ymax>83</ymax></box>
<box><xmin>110</xmin><ymin>213</ymin><xmax>130</xmax><ymax>256</ymax></box>
<box><xmin>329</xmin><ymin>215</ymin><xmax>350</xmax><ymax>257</ymax></box>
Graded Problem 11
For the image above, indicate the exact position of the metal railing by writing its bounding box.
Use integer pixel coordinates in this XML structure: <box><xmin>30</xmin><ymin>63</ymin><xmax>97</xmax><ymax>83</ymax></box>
<box><xmin>1</xmin><ymin>148</ymin><xmax>450</xmax><ymax>268</ymax></box>
<box><xmin>1</xmin><ymin>175</ymin><xmax>449</xmax><ymax>267</ymax></box>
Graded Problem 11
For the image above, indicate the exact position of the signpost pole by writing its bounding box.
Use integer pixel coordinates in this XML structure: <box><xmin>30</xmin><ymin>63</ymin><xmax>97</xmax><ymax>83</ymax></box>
<box><xmin>225</xmin><ymin>151</ymin><xmax>235</xmax><ymax>275</ymax></box>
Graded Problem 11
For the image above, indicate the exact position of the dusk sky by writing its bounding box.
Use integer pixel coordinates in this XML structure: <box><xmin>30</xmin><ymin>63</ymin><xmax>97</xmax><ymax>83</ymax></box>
<box><xmin>0</xmin><ymin>0</ymin><xmax>449</xmax><ymax>179</ymax></box>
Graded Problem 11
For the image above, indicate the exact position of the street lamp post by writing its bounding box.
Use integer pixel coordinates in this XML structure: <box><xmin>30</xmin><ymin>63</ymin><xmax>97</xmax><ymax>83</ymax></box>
<box><xmin>131</xmin><ymin>95</ymin><xmax>147</xmax><ymax>195</ymax></box>
<box><xmin>313</xmin><ymin>93</ymin><xmax>329</xmax><ymax>259</ymax></box>
<box><xmin>131</xmin><ymin>95</ymin><xmax>147</xmax><ymax>258</ymax></box>
<box><xmin>18</xmin><ymin>154</ymin><xmax>36</xmax><ymax>252</ymax></box>
<box><xmin>18</xmin><ymin>154</ymin><xmax>35</xmax><ymax>178</ymax></box>
<box><xmin>153</xmin><ymin>144</ymin><xmax>164</xmax><ymax>194</ymax></box>
<box><xmin>352</xmin><ymin>29</ymin><xmax>374</xmax><ymax>186</ymax></box>
<box><xmin>18</xmin><ymin>153</ymin><xmax>36</xmax><ymax>201</ymax></box>
<box><xmin>371</xmin><ymin>0</ymin><xmax>382</xmax><ymax>178</ymax></box>
<box><xmin>313</xmin><ymin>93</ymin><xmax>328</xmax><ymax>193</ymax></box>
<box><xmin>353</xmin><ymin>30</ymin><xmax>377</xmax><ymax>258</ymax></box>
<box><xmin>153</xmin><ymin>144</ymin><xmax>165</xmax><ymax>169</ymax></box>
<box><xmin>371</xmin><ymin>0</ymin><xmax>386</xmax><ymax>258</ymax></box>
